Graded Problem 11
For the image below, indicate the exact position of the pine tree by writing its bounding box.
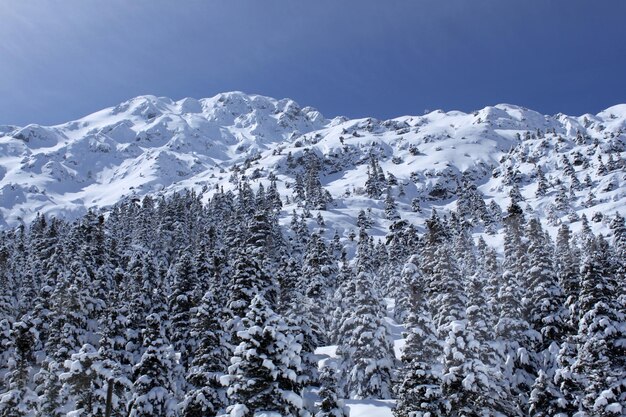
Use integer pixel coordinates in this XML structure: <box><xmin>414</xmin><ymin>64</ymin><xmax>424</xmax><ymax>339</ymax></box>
<box><xmin>168</xmin><ymin>252</ymin><xmax>200</xmax><ymax>371</ymax></box>
<box><xmin>441</xmin><ymin>318</ymin><xmax>505</xmax><ymax>416</ymax></box>
<box><xmin>572</xmin><ymin>236</ymin><xmax>625</xmax><ymax>416</ymax></box>
<box><xmin>128</xmin><ymin>314</ymin><xmax>180</xmax><ymax>417</ymax></box>
<box><xmin>329</xmin><ymin>264</ymin><xmax>357</xmax><ymax>346</ymax></box>
<box><xmin>302</xmin><ymin>233</ymin><xmax>337</xmax><ymax>339</ymax></box>
<box><xmin>555</xmin><ymin>223</ymin><xmax>581</xmax><ymax>331</ymax></box>
<box><xmin>356</xmin><ymin>209</ymin><xmax>372</xmax><ymax>230</ymax></box>
<box><xmin>393</xmin><ymin>255</ymin><xmax>421</xmax><ymax>324</ymax></box>
<box><xmin>496</xmin><ymin>206</ymin><xmax>537</xmax><ymax>415</ymax></box>
<box><xmin>524</xmin><ymin>218</ymin><xmax>566</xmax><ymax>351</ymax></box>
<box><xmin>96</xmin><ymin>305</ymin><xmax>133</xmax><ymax>417</ymax></box>
<box><xmin>394</xmin><ymin>257</ymin><xmax>445</xmax><ymax>417</ymax></box>
<box><xmin>431</xmin><ymin>244</ymin><xmax>465</xmax><ymax>332</ymax></box>
<box><xmin>528</xmin><ymin>370</ymin><xmax>561</xmax><ymax>417</ymax></box>
<box><xmin>283</xmin><ymin>291</ymin><xmax>321</xmax><ymax>390</ymax></box>
<box><xmin>365</xmin><ymin>155</ymin><xmax>385</xmax><ymax>199</ymax></box>
<box><xmin>182</xmin><ymin>291</ymin><xmax>230</xmax><ymax>417</ymax></box>
<box><xmin>315</xmin><ymin>367</ymin><xmax>346</xmax><ymax>417</ymax></box>
<box><xmin>61</xmin><ymin>343</ymin><xmax>127</xmax><ymax>417</ymax></box>
<box><xmin>0</xmin><ymin>320</ymin><xmax>38</xmax><ymax>417</ymax></box>
<box><xmin>227</xmin><ymin>252</ymin><xmax>272</xmax><ymax>325</ymax></box>
<box><xmin>340</xmin><ymin>271</ymin><xmax>394</xmax><ymax>399</ymax></box>
<box><xmin>437</xmin><ymin>249</ymin><xmax>506</xmax><ymax>415</ymax></box>
<box><xmin>303</xmin><ymin>151</ymin><xmax>332</xmax><ymax>210</ymax></box>
<box><xmin>33</xmin><ymin>360</ymin><xmax>63</xmax><ymax>417</ymax></box>
<box><xmin>384</xmin><ymin>189</ymin><xmax>401</xmax><ymax>221</ymax></box>
<box><xmin>410</xmin><ymin>197</ymin><xmax>422</xmax><ymax>213</ymax></box>
<box><xmin>609</xmin><ymin>212</ymin><xmax>626</xmax><ymax>277</ymax></box>
<box><xmin>509</xmin><ymin>184</ymin><xmax>524</xmax><ymax>204</ymax></box>
<box><xmin>224</xmin><ymin>294</ymin><xmax>306</xmax><ymax>417</ymax></box>
<box><xmin>535</xmin><ymin>165</ymin><xmax>549</xmax><ymax>197</ymax></box>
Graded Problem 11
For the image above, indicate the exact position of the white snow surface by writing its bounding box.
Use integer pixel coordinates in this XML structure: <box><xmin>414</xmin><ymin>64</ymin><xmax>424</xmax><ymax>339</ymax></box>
<box><xmin>0</xmin><ymin>92</ymin><xmax>625</xmax><ymax>245</ymax></box>
<box><xmin>343</xmin><ymin>399</ymin><xmax>395</xmax><ymax>417</ymax></box>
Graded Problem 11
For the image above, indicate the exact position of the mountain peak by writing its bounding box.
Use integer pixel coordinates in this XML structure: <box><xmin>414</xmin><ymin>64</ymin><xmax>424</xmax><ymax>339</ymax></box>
<box><xmin>0</xmin><ymin>95</ymin><xmax>623</xmax><ymax>231</ymax></box>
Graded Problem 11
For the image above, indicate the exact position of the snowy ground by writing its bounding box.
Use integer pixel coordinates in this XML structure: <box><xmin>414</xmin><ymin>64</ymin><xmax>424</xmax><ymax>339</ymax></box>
<box><xmin>344</xmin><ymin>400</ymin><xmax>395</xmax><ymax>417</ymax></box>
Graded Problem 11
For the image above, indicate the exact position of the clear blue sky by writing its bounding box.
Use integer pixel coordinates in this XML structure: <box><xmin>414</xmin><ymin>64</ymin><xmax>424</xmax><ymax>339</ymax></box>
<box><xmin>1</xmin><ymin>0</ymin><xmax>625</xmax><ymax>125</ymax></box>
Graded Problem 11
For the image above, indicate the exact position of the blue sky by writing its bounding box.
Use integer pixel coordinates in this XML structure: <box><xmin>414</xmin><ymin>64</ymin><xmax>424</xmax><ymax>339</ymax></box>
<box><xmin>1</xmin><ymin>0</ymin><xmax>625</xmax><ymax>125</ymax></box>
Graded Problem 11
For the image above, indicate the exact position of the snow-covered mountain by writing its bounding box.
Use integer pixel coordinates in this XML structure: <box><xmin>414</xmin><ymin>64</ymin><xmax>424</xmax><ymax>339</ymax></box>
<box><xmin>0</xmin><ymin>91</ymin><xmax>624</xmax><ymax>237</ymax></box>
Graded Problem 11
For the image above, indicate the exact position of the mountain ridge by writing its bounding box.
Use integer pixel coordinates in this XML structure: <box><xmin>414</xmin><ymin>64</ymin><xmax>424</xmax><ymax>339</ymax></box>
<box><xmin>0</xmin><ymin>92</ymin><xmax>624</xmax><ymax>242</ymax></box>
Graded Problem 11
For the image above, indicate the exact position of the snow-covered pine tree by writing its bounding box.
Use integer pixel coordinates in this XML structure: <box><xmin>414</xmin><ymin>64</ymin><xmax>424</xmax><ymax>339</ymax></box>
<box><xmin>303</xmin><ymin>151</ymin><xmax>332</xmax><ymax>210</ymax></box>
<box><xmin>430</xmin><ymin>243</ymin><xmax>464</xmax><ymax>332</ymax></box>
<box><xmin>394</xmin><ymin>256</ymin><xmax>445</xmax><ymax>417</ymax></box>
<box><xmin>383</xmin><ymin>220</ymin><xmax>417</xmax><ymax>304</ymax></box>
<box><xmin>226</xmin><ymin>251</ymin><xmax>272</xmax><ymax>328</ymax></box>
<box><xmin>438</xmin><ymin>249</ymin><xmax>507</xmax><ymax>415</ymax></box>
<box><xmin>329</xmin><ymin>263</ymin><xmax>357</xmax><ymax>346</ymax></box>
<box><xmin>528</xmin><ymin>369</ymin><xmax>562</xmax><ymax>417</ymax></box>
<box><xmin>365</xmin><ymin>155</ymin><xmax>385</xmax><ymax>199</ymax></box>
<box><xmin>302</xmin><ymin>233</ymin><xmax>338</xmax><ymax>339</ymax></box>
<box><xmin>524</xmin><ymin>218</ymin><xmax>566</xmax><ymax>351</ymax></box>
<box><xmin>535</xmin><ymin>165</ymin><xmax>549</xmax><ymax>197</ymax></box>
<box><xmin>167</xmin><ymin>252</ymin><xmax>200</xmax><ymax>371</ymax></box>
<box><xmin>339</xmin><ymin>270</ymin><xmax>394</xmax><ymax>399</ymax></box>
<box><xmin>554</xmin><ymin>223</ymin><xmax>581</xmax><ymax>332</ymax></box>
<box><xmin>315</xmin><ymin>367</ymin><xmax>346</xmax><ymax>417</ymax></box>
<box><xmin>224</xmin><ymin>294</ymin><xmax>307</xmax><ymax>417</ymax></box>
<box><xmin>282</xmin><ymin>290</ymin><xmax>321</xmax><ymax>390</ymax></box>
<box><xmin>570</xmin><ymin>236</ymin><xmax>625</xmax><ymax>416</ymax></box>
<box><xmin>182</xmin><ymin>290</ymin><xmax>230</xmax><ymax>417</ymax></box>
<box><xmin>95</xmin><ymin>304</ymin><xmax>133</xmax><ymax>417</ymax></box>
<box><xmin>419</xmin><ymin>209</ymin><xmax>449</xmax><ymax>305</ymax></box>
<box><xmin>496</xmin><ymin>202</ymin><xmax>537</xmax><ymax>414</ymax></box>
<box><xmin>384</xmin><ymin>188</ymin><xmax>401</xmax><ymax>221</ymax></box>
<box><xmin>0</xmin><ymin>320</ymin><xmax>38</xmax><ymax>417</ymax></box>
<box><xmin>477</xmin><ymin>238</ymin><xmax>501</xmax><ymax>332</ymax></box>
<box><xmin>128</xmin><ymin>314</ymin><xmax>180</xmax><ymax>417</ymax></box>
<box><xmin>61</xmin><ymin>343</ymin><xmax>123</xmax><ymax>417</ymax></box>
<box><xmin>392</xmin><ymin>253</ymin><xmax>421</xmax><ymax>324</ymax></box>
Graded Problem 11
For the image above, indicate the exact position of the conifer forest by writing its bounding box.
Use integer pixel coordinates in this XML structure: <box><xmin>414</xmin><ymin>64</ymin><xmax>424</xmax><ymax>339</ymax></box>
<box><xmin>0</xmin><ymin>179</ymin><xmax>624</xmax><ymax>416</ymax></box>
<box><xmin>0</xmin><ymin>93</ymin><xmax>625</xmax><ymax>417</ymax></box>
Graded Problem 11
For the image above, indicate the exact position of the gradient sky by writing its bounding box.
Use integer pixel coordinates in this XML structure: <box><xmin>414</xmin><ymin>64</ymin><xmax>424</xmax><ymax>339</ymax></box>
<box><xmin>1</xmin><ymin>0</ymin><xmax>625</xmax><ymax>126</ymax></box>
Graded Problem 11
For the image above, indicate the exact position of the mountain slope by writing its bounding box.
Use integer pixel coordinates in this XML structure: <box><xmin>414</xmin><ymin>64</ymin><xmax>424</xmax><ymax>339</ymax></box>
<box><xmin>0</xmin><ymin>93</ymin><xmax>624</xmax><ymax>240</ymax></box>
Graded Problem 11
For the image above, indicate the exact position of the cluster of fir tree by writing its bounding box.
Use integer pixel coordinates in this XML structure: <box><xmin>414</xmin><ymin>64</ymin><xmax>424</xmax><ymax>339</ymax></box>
<box><xmin>392</xmin><ymin>204</ymin><xmax>626</xmax><ymax>417</ymax></box>
<box><xmin>0</xmin><ymin>188</ymin><xmax>285</xmax><ymax>416</ymax></box>
<box><xmin>0</xmin><ymin>184</ymin><xmax>388</xmax><ymax>417</ymax></box>
<box><xmin>0</xmin><ymin>182</ymin><xmax>624</xmax><ymax>416</ymax></box>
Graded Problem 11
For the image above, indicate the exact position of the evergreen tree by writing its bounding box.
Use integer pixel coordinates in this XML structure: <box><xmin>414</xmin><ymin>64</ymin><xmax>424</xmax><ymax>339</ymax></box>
<box><xmin>555</xmin><ymin>223</ymin><xmax>581</xmax><ymax>331</ymax></box>
<box><xmin>0</xmin><ymin>320</ymin><xmax>38</xmax><ymax>417</ymax></box>
<box><xmin>528</xmin><ymin>370</ymin><xmax>562</xmax><ymax>417</ymax></box>
<box><xmin>535</xmin><ymin>165</ymin><xmax>549</xmax><ymax>197</ymax></box>
<box><xmin>168</xmin><ymin>252</ymin><xmax>200</xmax><ymax>370</ymax></box>
<box><xmin>394</xmin><ymin>257</ymin><xmax>445</xmax><ymax>417</ymax></box>
<box><xmin>224</xmin><ymin>294</ymin><xmax>306</xmax><ymax>417</ymax></box>
<box><xmin>365</xmin><ymin>155</ymin><xmax>385</xmax><ymax>199</ymax></box>
<box><xmin>571</xmin><ymin>236</ymin><xmax>625</xmax><ymax>416</ymax></box>
<box><xmin>340</xmin><ymin>271</ymin><xmax>394</xmax><ymax>399</ymax></box>
<box><xmin>182</xmin><ymin>291</ymin><xmax>230</xmax><ymax>417</ymax></box>
<box><xmin>384</xmin><ymin>189</ymin><xmax>401</xmax><ymax>221</ymax></box>
<box><xmin>315</xmin><ymin>367</ymin><xmax>347</xmax><ymax>417</ymax></box>
<box><xmin>497</xmin><ymin>208</ymin><xmax>537</xmax><ymax>417</ymax></box>
<box><xmin>96</xmin><ymin>305</ymin><xmax>133</xmax><ymax>417</ymax></box>
<box><xmin>128</xmin><ymin>314</ymin><xmax>180</xmax><ymax>417</ymax></box>
<box><xmin>61</xmin><ymin>343</ymin><xmax>130</xmax><ymax>417</ymax></box>
<box><xmin>302</xmin><ymin>233</ymin><xmax>337</xmax><ymax>339</ymax></box>
<box><xmin>524</xmin><ymin>218</ymin><xmax>566</xmax><ymax>351</ymax></box>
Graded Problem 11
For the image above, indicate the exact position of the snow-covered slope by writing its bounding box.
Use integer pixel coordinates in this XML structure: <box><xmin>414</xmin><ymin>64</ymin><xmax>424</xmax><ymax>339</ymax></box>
<box><xmin>0</xmin><ymin>93</ymin><xmax>624</xmax><ymax>238</ymax></box>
